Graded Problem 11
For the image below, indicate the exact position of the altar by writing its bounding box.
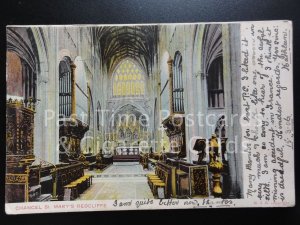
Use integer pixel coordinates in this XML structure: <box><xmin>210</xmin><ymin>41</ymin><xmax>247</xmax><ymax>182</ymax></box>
<box><xmin>113</xmin><ymin>147</ymin><xmax>141</xmax><ymax>162</ymax></box>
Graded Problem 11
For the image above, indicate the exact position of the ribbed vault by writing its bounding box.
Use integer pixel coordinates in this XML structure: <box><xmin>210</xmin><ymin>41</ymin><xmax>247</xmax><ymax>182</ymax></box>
<box><xmin>92</xmin><ymin>26</ymin><xmax>158</xmax><ymax>75</ymax></box>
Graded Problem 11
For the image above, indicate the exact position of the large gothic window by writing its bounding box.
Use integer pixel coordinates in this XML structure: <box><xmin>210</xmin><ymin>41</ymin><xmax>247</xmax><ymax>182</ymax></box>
<box><xmin>112</xmin><ymin>59</ymin><xmax>145</xmax><ymax>97</ymax></box>
<box><xmin>173</xmin><ymin>52</ymin><xmax>184</xmax><ymax>113</ymax></box>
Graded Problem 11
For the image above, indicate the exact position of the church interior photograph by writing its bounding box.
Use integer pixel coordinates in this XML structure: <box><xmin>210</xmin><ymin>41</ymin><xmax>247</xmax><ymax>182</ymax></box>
<box><xmin>6</xmin><ymin>23</ymin><xmax>243</xmax><ymax>202</ymax></box>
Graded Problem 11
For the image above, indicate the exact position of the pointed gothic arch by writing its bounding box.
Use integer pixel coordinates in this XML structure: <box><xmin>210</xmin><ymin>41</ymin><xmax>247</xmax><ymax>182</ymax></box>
<box><xmin>112</xmin><ymin>58</ymin><xmax>146</xmax><ymax>98</ymax></box>
<box><xmin>6</xmin><ymin>28</ymin><xmax>38</xmax><ymax>103</ymax></box>
<box><xmin>202</xmin><ymin>24</ymin><xmax>224</xmax><ymax>108</ymax></box>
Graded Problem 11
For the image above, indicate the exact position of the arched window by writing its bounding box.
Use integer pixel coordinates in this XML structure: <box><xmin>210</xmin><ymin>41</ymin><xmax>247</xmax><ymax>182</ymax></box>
<box><xmin>202</xmin><ymin>24</ymin><xmax>224</xmax><ymax>108</ymax></box>
<box><xmin>173</xmin><ymin>52</ymin><xmax>184</xmax><ymax>113</ymax></box>
<box><xmin>207</xmin><ymin>57</ymin><xmax>224</xmax><ymax>108</ymax></box>
<box><xmin>59</xmin><ymin>57</ymin><xmax>72</xmax><ymax>117</ymax></box>
<box><xmin>112</xmin><ymin>59</ymin><xmax>145</xmax><ymax>97</ymax></box>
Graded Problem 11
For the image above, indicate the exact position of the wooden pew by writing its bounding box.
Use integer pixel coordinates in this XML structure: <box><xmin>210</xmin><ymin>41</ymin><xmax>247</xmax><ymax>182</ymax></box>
<box><xmin>147</xmin><ymin>161</ymin><xmax>176</xmax><ymax>198</ymax></box>
<box><xmin>6</xmin><ymin>164</ymin><xmax>54</xmax><ymax>203</ymax></box>
<box><xmin>54</xmin><ymin>162</ymin><xmax>92</xmax><ymax>200</ymax></box>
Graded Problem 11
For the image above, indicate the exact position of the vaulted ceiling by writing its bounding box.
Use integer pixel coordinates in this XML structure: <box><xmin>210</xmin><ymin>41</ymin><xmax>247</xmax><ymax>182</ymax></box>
<box><xmin>92</xmin><ymin>26</ymin><xmax>158</xmax><ymax>75</ymax></box>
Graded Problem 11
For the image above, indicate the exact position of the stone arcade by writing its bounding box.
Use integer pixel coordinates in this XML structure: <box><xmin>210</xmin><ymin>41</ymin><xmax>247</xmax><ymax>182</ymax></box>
<box><xmin>6</xmin><ymin>24</ymin><xmax>243</xmax><ymax>202</ymax></box>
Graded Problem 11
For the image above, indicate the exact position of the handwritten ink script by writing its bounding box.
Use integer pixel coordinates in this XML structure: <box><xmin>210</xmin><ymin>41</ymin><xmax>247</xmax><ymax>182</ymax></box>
<box><xmin>241</xmin><ymin>21</ymin><xmax>294</xmax><ymax>206</ymax></box>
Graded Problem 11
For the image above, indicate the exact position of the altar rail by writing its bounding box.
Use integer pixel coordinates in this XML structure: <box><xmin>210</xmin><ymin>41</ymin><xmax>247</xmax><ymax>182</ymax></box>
<box><xmin>113</xmin><ymin>147</ymin><xmax>141</xmax><ymax>163</ymax></box>
<box><xmin>115</xmin><ymin>147</ymin><xmax>140</xmax><ymax>155</ymax></box>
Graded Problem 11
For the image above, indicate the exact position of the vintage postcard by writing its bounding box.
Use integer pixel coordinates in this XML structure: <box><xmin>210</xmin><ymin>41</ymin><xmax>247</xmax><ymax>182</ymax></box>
<box><xmin>5</xmin><ymin>20</ymin><xmax>294</xmax><ymax>214</ymax></box>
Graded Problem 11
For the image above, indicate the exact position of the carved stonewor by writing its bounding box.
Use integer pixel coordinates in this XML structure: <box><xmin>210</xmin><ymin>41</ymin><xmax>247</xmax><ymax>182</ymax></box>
<box><xmin>6</xmin><ymin>99</ymin><xmax>35</xmax><ymax>162</ymax></box>
<box><xmin>190</xmin><ymin>166</ymin><xmax>209</xmax><ymax>197</ymax></box>
<box><xmin>6</xmin><ymin>99</ymin><xmax>36</xmax><ymax>202</ymax></box>
<box><xmin>208</xmin><ymin>134</ymin><xmax>226</xmax><ymax>198</ymax></box>
<box><xmin>59</xmin><ymin>118</ymin><xmax>89</xmax><ymax>162</ymax></box>
<box><xmin>162</xmin><ymin>114</ymin><xmax>186</xmax><ymax>158</ymax></box>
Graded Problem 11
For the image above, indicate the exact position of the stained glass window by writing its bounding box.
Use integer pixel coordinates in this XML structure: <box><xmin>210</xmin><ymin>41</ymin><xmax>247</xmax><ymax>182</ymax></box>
<box><xmin>113</xmin><ymin>59</ymin><xmax>145</xmax><ymax>97</ymax></box>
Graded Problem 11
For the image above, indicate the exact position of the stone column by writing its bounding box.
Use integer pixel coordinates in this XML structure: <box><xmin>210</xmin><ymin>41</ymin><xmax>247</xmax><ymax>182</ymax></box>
<box><xmin>223</xmin><ymin>23</ymin><xmax>243</xmax><ymax>198</ymax></box>
<box><xmin>167</xmin><ymin>56</ymin><xmax>174</xmax><ymax>115</ymax></box>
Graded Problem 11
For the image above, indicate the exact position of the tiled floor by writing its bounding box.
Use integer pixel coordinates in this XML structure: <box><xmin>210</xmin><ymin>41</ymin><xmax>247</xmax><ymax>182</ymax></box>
<box><xmin>78</xmin><ymin>163</ymin><xmax>154</xmax><ymax>200</ymax></box>
<box><xmin>103</xmin><ymin>162</ymin><xmax>146</xmax><ymax>174</ymax></box>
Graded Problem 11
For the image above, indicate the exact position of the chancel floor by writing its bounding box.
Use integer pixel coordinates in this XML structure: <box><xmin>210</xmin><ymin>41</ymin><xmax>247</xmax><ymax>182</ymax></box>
<box><xmin>78</xmin><ymin>163</ymin><xmax>154</xmax><ymax>200</ymax></box>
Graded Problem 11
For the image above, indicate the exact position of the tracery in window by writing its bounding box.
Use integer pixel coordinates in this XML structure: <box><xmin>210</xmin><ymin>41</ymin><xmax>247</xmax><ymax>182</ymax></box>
<box><xmin>112</xmin><ymin>59</ymin><xmax>145</xmax><ymax>97</ymax></box>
